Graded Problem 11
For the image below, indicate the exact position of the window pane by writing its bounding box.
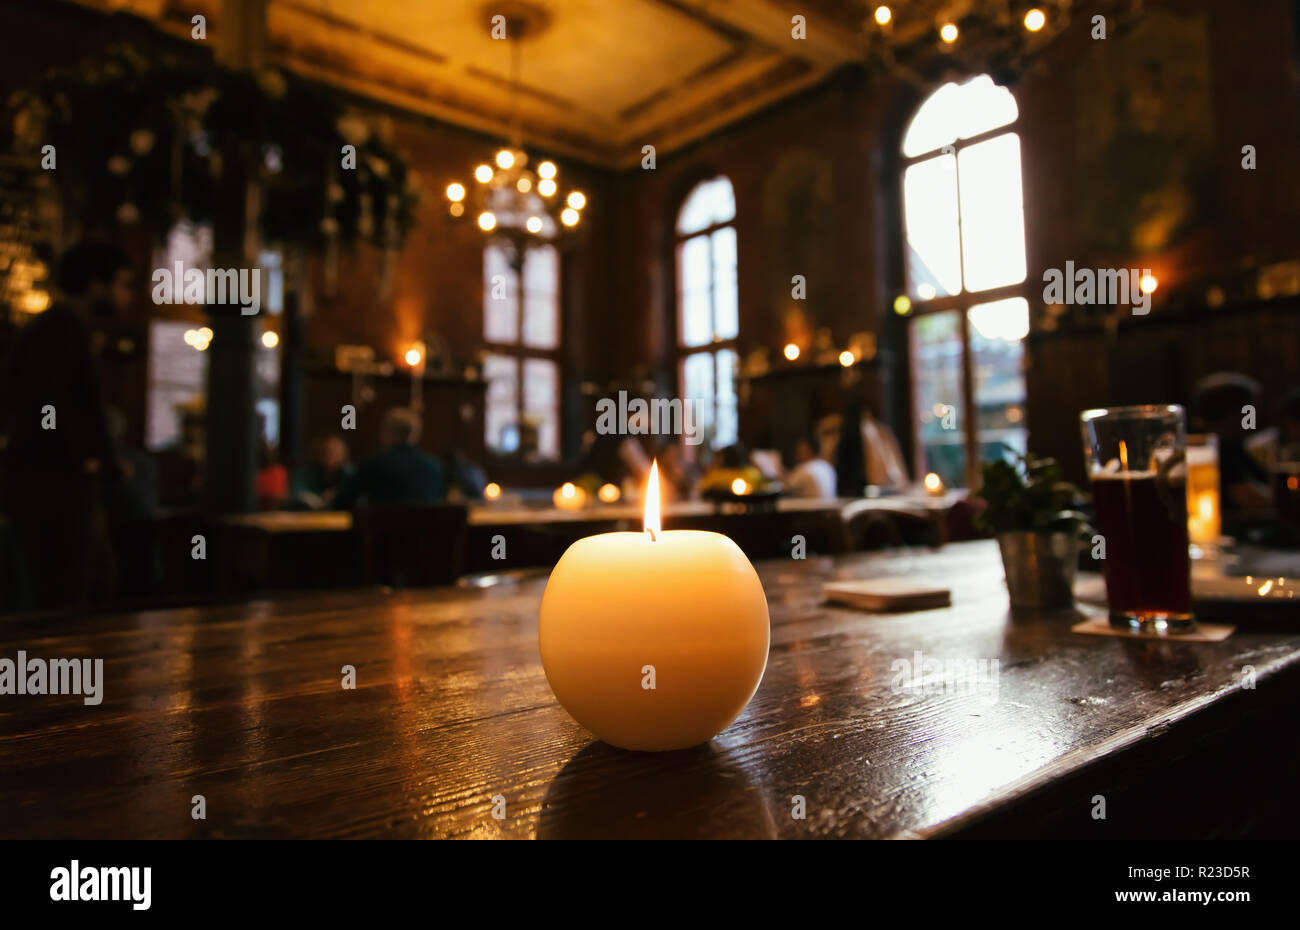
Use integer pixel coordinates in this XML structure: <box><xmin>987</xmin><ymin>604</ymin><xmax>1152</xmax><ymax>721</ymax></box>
<box><xmin>903</xmin><ymin>155</ymin><xmax>962</xmax><ymax>298</ymax></box>
<box><xmin>715</xmin><ymin>348</ymin><xmax>738</xmax><ymax>448</ymax></box>
<box><xmin>958</xmin><ymin>133</ymin><xmax>1026</xmax><ymax>292</ymax></box>
<box><xmin>483</xmin><ymin>244</ymin><xmax>517</xmax><ymax>344</ymax></box>
<box><xmin>522</xmin><ymin>358</ymin><xmax>559</xmax><ymax>459</ymax></box>
<box><xmin>678</xmin><ymin>235</ymin><xmax>713</xmax><ymax>347</ymax></box>
<box><xmin>522</xmin><ymin>246</ymin><xmax>559</xmax><ymax>350</ymax></box>
<box><xmin>713</xmin><ymin>267</ymin><xmax>738</xmax><ymax>342</ymax></box>
<box><xmin>676</xmin><ymin>177</ymin><xmax>736</xmax><ymax>235</ymax></box>
<box><xmin>483</xmin><ymin>353</ymin><xmax>518</xmax><ymax>453</ymax></box>
<box><xmin>711</xmin><ymin>228</ymin><xmax>738</xmax><ymax>340</ymax></box>
<box><xmin>682</xmin><ymin>351</ymin><xmax>715</xmax><ymax>441</ymax></box>
<box><xmin>711</xmin><ymin>224</ymin><xmax>736</xmax><ymax>271</ymax></box>
<box><xmin>968</xmin><ymin>297</ymin><xmax>1029</xmax><ymax>465</ymax></box>
<box><xmin>911</xmin><ymin>311</ymin><xmax>966</xmax><ymax>488</ymax></box>
<box><xmin>146</xmin><ymin>319</ymin><xmax>208</xmax><ymax>450</ymax></box>
<box><xmin>902</xmin><ymin>75</ymin><xmax>1019</xmax><ymax>158</ymax></box>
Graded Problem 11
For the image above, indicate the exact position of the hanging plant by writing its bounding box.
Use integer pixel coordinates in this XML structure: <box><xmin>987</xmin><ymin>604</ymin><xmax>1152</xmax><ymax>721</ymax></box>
<box><xmin>8</xmin><ymin>43</ymin><xmax>420</xmax><ymax>252</ymax></box>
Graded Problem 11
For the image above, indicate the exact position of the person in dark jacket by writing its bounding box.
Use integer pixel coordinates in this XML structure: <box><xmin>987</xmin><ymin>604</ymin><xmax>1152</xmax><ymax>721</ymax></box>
<box><xmin>0</xmin><ymin>241</ymin><xmax>132</xmax><ymax>608</ymax></box>
<box><xmin>332</xmin><ymin>408</ymin><xmax>445</xmax><ymax>509</ymax></box>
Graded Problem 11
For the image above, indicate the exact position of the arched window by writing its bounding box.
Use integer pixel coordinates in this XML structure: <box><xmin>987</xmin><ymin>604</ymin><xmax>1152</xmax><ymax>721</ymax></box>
<box><xmin>901</xmin><ymin>75</ymin><xmax>1029</xmax><ymax>489</ymax></box>
<box><xmin>676</xmin><ymin>176</ymin><xmax>738</xmax><ymax>450</ymax></box>
<box><xmin>483</xmin><ymin>242</ymin><xmax>560</xmax><ymax>459</ymax></box>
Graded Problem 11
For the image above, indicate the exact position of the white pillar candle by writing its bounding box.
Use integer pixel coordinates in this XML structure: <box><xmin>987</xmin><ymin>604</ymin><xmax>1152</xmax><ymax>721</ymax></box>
<box><xmin>539</xmin><ymin>462</ymin><xmax>770</xmax><ymax>751</ymax></box>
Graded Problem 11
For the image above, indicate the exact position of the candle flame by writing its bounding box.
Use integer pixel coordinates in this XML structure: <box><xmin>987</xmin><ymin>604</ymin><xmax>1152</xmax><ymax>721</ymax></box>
<box><xmin>1119</xmin><ymin>440</ymin><xmax>1129</xmax><ymax>472</ymax></box>
<box><xmin>644</xmin><ymin>460</ymin><xmax>661</xmax><ymax>540</ymax></box>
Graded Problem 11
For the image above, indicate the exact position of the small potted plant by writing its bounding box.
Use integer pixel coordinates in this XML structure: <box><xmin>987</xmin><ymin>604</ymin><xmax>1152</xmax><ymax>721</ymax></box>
<box><xmin>973</xmin><ymin>454</ymin><xmax>1087</xmax><ymax>609</ymax></box>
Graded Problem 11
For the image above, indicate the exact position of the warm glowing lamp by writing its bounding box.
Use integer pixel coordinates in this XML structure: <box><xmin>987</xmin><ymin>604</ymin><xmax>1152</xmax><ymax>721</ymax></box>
<box><xmin>405</xmin><ymin>347</ymin><xmax>422</xmax><ymax>367</ymax></box>
<box><xmin>495</xmin><ymin>149</ymin><xmax>515</xmax><ymax>169</ymax></box>
<box><xmin>924</xmin><ymin>472</ymin><xmax>945</xmax><ymax>496</ymax></box>
<box><xmin>539</xmin><ymin>461</ymin><xmax>770</xmax><ymax>750</ymax></box>
<box><xmin>474</xmin><ymin>164</ymin><xmax>493</xmax><ymax>183</ymax></box>
<box><xmin>1024</xmin><ymin>8</ymin><xmax>1046</xmax><ymax>31</ymax></box>
<box><xmin>598</xmin><ymin>483</ymin><xmax>621</xmax><ymax>503</ymax></box>
<box><xmin>446</xmin><ymin>182</ymin><xmax>466</xmax><ymax>202</ymax></box>
<box><xmin>538</xmin><ymin>161</ymin><xmax>557</xmax><ymax>180</ymax></box>
<box><xmin>1139</xmin><ymin>273</ymin><xmax>1158</xmax><ymax>295</ymax></box>
<box><xmin>874</xmin><ymin>6</ymin><xmax>892</xmax><ymax>26</ymax></box>
<box><xmin>561</xmin><ymin>208</ymin><xmax>580</xmax><ymax>227</ymax></box>
<box><xmin>783</xmin><ymin>343</ymin><xmax>800</xmax><ymax>361</ymax></box>
<box><xmin>526</xmin><ymin>216</ymin><xmax>543</xmax><ymax>234</ymax></box>
<box><xmin>484</xmin><ymin>482</ymin><xmax>502</xmax><ymax>501</ymax></box>
<box><xmin>839</xmin><ymin>350</ymin><xmax>855</xmax><ymax>367</ymax></box>
<box><xmin>478</xmin><ymin>212</ymin><xmax>497</xmax><ymax>231</ymax></box>
<box><xmin>553</xmin><ymin>481</ymin><xmax>588</xmax><ymax>510</ymax></box>
<box><xmin>940</xmin><ymin>23</ymin><xmax>959</xmax><ymax>43</ymax></box>
<box><xmin>538</xmin><ymin>179</ymin><xmax>557</xmax><ymax>197</ymax></box>
<box><xmin>262</xmin><ymin>331</ymin><xmax>279</xmax><ymax>349</ymax></box>
<box><xmin>567</xmin><ymin>191</ymin><xmax>586</xmax><ymax>210</ymax></box>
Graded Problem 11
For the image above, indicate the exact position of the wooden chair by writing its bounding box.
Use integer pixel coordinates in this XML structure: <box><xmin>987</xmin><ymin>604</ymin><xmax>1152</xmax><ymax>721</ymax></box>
<box><xmin>352</xmin><ymin>504</ymin><xmax>469</xmax><ymax>589</ymax></box>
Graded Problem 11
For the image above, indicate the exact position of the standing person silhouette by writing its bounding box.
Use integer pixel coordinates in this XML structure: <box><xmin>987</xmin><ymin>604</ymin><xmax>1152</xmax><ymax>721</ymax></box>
<box><xmin>0</xmin><ymin>241</ymin><xmax>131</xmax><ymax>609</ymax></box>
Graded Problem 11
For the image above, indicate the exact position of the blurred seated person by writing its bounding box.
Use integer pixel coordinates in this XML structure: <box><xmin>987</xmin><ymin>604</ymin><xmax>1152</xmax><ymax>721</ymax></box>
<box><xmin>1246</xmin><ymin>387</ymin><xmax>1300</xmax><ymax>470</ymax></box>
<box><xmin>577</xmin><ymin>427</ymin><xmax>652</xmax><ymax>490</ymax></box>
<box><xmin>654</xmin><ymin>440</ymin><xmax>700</xmax><ymax>501</ymax></box>
<box><xmin>332</xmin><ymin>407</ymin><xmax>445</xmax><ymax>509</ymax></box>
<box><xmin>786</xmin><ymin>432</ymin><xmax>837</xmax><ymax>500</ymax></box>
<box><xmin>1193</xmin><ymin>373</ymin><xmax>1271</xmax><ymax>512</ymax></box>
<box><xmin>292</xmin><ymin>434</ymin><xmax>353</xmax><ymax>509</ymax></box>
<box><xmin>0</xmin><ymin>239</ymin><xmax>128</xmax><ymax>608</ymax></box>
<box><xmin>700</xmin><ymin>442</ymin><xmax>769</xmax><ymax>495</ymax></box>
<box><xmin>445</xmin><ymin>449</ymin><xmax>488</xmax><ymax>500</ymax></box>
<box><xmin>256</xmin><ymin>440</ymin><xmax>289</xmax><ymax>510</ymax></box>
<box><xmin>820</xmin><ymin>404</ymin><xmax>908</xmax><ymax>494</ymax></box>
<box><xmin>155</xmin><ymin>407</ymin><xmax>205</xmax><ymax>507</ymax></box>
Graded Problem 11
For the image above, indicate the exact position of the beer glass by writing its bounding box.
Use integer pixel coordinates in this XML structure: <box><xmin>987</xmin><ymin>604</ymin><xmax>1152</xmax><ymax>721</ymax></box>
<box><xmin>1185</xmin><ymin>434</ymin><xmax>1221</xmax><ymax>557</ymax></box>
<box><xmin>1080</xmin><ymin>405</ymin><xmax>1194</xmax><ymax>632</ymax></box>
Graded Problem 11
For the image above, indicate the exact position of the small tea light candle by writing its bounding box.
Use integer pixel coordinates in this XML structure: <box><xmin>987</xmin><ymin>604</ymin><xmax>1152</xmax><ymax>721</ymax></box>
<box><xmin>553</xmin><ymin>482</ymin><xmax>587</xmax><ymax>510</ymax></box>
<box><xmin>539</xmin><ymin>462</ymin><xmax>770</xmax><ymax>751</ymax></box>
<box><xmin>924</xmin><ymin>472</ymin><xmax>945</xmax><ymax>497</ymax></box>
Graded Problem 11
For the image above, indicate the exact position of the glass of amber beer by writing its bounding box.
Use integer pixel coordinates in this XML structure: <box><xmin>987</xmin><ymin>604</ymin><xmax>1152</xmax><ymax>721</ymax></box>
<box><xmin>1185</xmin><ymin>434</ymin><xmax>1221</xmax><ymax>558</ymax></box>
<box><xmin>1080</xmin><ymin>405</ymin><xmax>1194</xmax><ymax>632</ymax></box>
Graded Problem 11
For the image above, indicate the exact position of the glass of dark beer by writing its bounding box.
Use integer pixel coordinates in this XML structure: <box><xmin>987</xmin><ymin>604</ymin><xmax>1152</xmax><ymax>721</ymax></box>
<box><xmin>1080</xmin><ymin>405</ymin><xmax>1193</xmax><ymax>632</ymax></box>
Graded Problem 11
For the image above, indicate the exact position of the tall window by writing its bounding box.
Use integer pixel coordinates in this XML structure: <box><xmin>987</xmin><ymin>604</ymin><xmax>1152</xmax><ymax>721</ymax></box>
<box><xmin>483</xmin><ymin>242</ymin><xmax>560</xmax><ymax>459</ymax></box>
<box><xmin>676</xmin><ymin>177</ymin><xmax>738</xmax><ymax>450</ymax></box>
<box><xmin>901</xmin><ymin>75</ymin><xmax>1029</xmax><ymax>489</ymax></box>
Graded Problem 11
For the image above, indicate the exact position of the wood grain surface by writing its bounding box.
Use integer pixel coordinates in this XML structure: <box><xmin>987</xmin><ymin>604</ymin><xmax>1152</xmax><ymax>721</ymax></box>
<box><xmin>1</xmin><ymin>541</ymin><xmax>1297</xmax><ymax>839</ymax></box>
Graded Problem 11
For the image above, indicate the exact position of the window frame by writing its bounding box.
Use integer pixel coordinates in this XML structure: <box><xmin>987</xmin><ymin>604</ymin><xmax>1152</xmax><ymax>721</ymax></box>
<box><xmin>674</xmin><ymin>177</ymin><xmax>739</xmax><ymax>453</ymax></box>
<box><xmin>900</xmin><ymin>103</ymin><xmax>1029</xmax><ymax>490</ymax></box>
<box><xmin>482</xmin><ymin>243</ymin><xmax>563</xmax><ymax>460</ymax></box>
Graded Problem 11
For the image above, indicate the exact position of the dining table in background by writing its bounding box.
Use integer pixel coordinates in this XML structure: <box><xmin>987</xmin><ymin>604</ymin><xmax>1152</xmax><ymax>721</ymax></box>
<box><xmin>2</xmin><ymin>541</ymin><xmax>1297</xmax><ymax>839</ymax></box>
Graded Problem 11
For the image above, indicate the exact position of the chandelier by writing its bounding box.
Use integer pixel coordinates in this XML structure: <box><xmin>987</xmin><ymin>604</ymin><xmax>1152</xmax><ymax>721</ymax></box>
<box><xmin>444</xmin><ymin>8</ymin><xmax>585</xmax><ymax>262</ymax></box>
<box><xmin>444</xmin><ymin>145</ymin><xmax>584</xmax><ymax>250</ymax></box>
<box><xmin>863</xmin><ymin>1</ymin><xmax>1146</xmax><ymax>85</ymax></box>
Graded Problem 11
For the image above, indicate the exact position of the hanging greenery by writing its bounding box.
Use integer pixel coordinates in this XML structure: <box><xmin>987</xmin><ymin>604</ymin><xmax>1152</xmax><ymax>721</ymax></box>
<box><xmin>8</xmin><ymin>43</ymin><xmax>420</xmax><ymax>252</ymax></box>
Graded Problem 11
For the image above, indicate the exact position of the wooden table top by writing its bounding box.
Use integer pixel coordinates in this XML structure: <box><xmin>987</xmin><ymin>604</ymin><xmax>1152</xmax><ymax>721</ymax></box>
<box><xmin>2</xmin><ymin>540</ymin><xmax>1296</xmax><ymax>839</ymax></box>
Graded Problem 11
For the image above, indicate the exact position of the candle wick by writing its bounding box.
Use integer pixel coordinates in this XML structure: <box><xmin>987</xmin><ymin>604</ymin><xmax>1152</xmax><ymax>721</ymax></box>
<box><xmin>645</xmin><ymin>527</ymin><xmax>658</xmax><ymax>543</ymax></box>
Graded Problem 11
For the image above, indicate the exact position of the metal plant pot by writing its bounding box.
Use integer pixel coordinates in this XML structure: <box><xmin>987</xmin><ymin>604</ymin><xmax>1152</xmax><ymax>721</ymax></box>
<box><xmin>996</xmin><ymin>530</ymin><xmax>1078</xmax><ymax>609</ymax></box>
